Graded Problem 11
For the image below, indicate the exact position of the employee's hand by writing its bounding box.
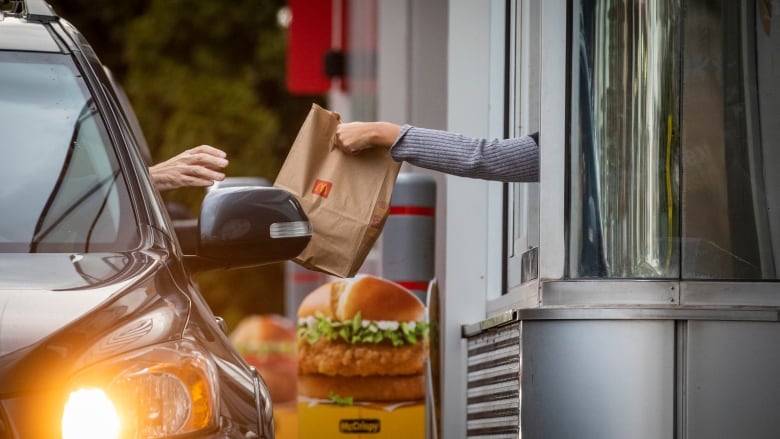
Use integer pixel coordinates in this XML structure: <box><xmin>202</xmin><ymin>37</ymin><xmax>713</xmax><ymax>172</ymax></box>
<box><xmin>333</xmin><ymin>122</ymin><xmax>401</xmax><ymax>154</ymax></box>
<box><xmin>149</xmin><ymin>144</ymin><xmax>228</xmax><ymax>191</ymax></box>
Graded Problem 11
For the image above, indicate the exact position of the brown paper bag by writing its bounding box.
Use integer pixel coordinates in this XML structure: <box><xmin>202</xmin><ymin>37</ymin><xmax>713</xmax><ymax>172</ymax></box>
<box><xmin>274</xmin><ymin>104</ymin><xmax>402</xmax><ymax>278</ymax></box>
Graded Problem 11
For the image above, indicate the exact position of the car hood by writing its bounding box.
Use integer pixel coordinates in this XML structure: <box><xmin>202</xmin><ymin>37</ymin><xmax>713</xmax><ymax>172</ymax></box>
<box><xmin>0</xmin><ymin>252</ymin><xmax>164</xmax><ymax>356</ymax></box>
<box><xmin>0</xmin><ymin>250</ymin><xmax>191</xmax><ymax>394</ymax></box>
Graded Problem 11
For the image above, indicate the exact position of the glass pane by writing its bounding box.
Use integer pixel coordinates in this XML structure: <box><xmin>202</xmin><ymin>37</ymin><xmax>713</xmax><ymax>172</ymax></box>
<box><xmin>0</xmin><ymin>52</ymin><xmax>139</xmax><ymax>253</ymax></box>
<box><xmin>569</xmin><ymin>0</ymin><xmax>681</xmax><ymax>278</ymax></box>
<box><xmin>681</xmin><ymin>0</ymin><xmax>780</xmax><ymax>280</ymax></box>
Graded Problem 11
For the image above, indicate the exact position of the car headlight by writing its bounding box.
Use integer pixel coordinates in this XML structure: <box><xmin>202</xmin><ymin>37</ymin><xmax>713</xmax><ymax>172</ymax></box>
<box><xmin>62</xmin><ymin>339</ymin><xmax>219</xmax><ymax>439</ymax></box>
<box><xmin>62</xmin><ymin>388</ymin><xmax>121</xmax><ymax>439</ymax></box>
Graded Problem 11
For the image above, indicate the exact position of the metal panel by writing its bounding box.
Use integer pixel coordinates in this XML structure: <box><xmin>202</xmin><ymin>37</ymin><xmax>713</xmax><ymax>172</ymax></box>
<box><xmin>465</xmin><ymin>307</ymin><xmax>778</xmax><ymax>330</ymax></box>
<box><xmin>523</xmin><ymin>320</ymin><xmax>674</xmax><ymax>438</ymax></box>
<box><xmin>538</xmin><ymin>0</ymin><xmax>568</xmax><ymax>281</ymax></box>
<box><xmin>681</xmin><ymin>281</ymin><xmax>780</xmax><ymax>307</ymax></box>
<box><xmin>506</xmin><ymin>0</ymin><xmax>541</xmax><ymax>293</ymax></box>
<box><xmin>537</xmin><ymin>279</ymin><xmax>780</xmax><ymax>308</ymax></box>
<box><xmin>542</xmin><ymin>280</ymin><xmax>679</xmax><ymax>306</ymax></box>
<box><xmin>466</xmin><ymin>322</ymin><xmax>521</xmax><ymax>438</ymax></box>
<box><xmin>685</xmin><ymin>321</ymin><xmax>780</xmax><ymax>439</ymax></box>
<box><xmin>443</xmin><ymin>2</ymin><xmax>498</xmax><ymax>436</ymax></box>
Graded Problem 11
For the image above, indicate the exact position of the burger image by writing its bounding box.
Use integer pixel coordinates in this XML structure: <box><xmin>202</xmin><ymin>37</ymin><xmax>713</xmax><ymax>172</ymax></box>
<box><xmin>230</xmin><ymin>314</ymin><xmax>298</xmax><ymax>404</ymax></box>
<box><xmin>296</xmin><ymin>275</ymin><xmax>429</xmax><ymax>402</ymax></box>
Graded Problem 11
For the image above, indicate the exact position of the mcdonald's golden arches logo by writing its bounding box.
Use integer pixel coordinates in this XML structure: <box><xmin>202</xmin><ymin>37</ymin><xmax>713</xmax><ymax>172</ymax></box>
<box><xmin>312</xmin><ymin>178</ymin><xmax>333</xmax><ymax>198</ymax></box>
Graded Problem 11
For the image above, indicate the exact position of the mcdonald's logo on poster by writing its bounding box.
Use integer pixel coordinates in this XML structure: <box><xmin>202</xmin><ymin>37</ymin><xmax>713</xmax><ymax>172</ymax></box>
<box><xmin>312</xmin><ymin>178</ymin><xmax>333</xmax><ymax>198</ymax></box>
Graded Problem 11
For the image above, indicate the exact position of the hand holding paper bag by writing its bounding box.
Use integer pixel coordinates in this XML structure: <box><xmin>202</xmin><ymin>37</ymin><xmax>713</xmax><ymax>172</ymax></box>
<box><xmin>274</xmin><ymin>104</ymin><xmax>401</xmax><ymax>278</ymax></box>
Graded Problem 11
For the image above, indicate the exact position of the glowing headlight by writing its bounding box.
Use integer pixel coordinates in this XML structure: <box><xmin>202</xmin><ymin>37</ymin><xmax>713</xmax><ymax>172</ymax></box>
<box><xmin>62</xmin><ymin>339</ymin><xmax>219</xmax><ymax>439</ymax></box>
<box><xmin>62</xmin><ymin>388</ymin><xmax>120</xmax><ymax>439</ymax></box>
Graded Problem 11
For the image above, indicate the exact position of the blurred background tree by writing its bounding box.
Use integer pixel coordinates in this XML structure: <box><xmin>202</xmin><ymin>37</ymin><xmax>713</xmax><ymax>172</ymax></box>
<box><xmin>52</xmin><ymin>0</ymin><xmax>325</xmax><ymax>331</ymax></box>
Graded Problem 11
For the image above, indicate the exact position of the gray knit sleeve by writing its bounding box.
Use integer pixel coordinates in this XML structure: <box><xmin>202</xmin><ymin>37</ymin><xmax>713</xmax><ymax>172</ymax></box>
<box><xmin>388</xmin><ymin>125</ymin><xmax>539</xmax><ymax>182</ymax></box>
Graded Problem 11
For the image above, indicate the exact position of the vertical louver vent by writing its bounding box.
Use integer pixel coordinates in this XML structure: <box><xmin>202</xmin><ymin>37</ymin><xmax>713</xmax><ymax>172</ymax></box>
<box><xmin>466</xmin><ymin>322</ymin><xmax>522</xmax><ymax>438</ymax></box>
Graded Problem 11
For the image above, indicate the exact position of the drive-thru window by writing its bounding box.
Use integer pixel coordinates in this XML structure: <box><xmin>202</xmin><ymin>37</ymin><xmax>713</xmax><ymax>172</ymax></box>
<box><xmin>328</xmin><ymin>1</ymin><xmax>780</xmax><ymax>437</ymax></box>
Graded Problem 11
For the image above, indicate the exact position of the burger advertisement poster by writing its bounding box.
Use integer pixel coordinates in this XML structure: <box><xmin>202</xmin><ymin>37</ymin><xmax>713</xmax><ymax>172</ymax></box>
<box><xmin>230</xmin><ymin>314</ymin><xmax>299</xmax><ymax>439</ymax></box>
<box><xmin>296</xmin><ymin>275</ymin><xmax>429</xmax><ymax>438</ymax></box>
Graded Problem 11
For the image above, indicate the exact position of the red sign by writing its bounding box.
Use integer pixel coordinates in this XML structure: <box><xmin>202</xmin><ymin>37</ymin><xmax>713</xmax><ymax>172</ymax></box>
<box><xmin>286</xmin><ymin>0</ymin><xmax>349</xmax><ymax>94</ymax></box>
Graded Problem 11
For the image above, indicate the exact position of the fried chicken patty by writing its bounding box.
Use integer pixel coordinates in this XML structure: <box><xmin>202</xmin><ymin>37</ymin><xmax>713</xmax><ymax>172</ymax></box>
<box><xmin>298</xmin><ymin>338</ymin><xmax>427</xmax><ymax>377</ymax></box>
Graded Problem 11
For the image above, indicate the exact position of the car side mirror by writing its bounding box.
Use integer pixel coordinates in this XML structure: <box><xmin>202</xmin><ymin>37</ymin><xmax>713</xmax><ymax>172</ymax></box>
<box><xmin>181</xmin><ymin>186</ymin><xmax>311</xmax><ymax>272</ymax></box>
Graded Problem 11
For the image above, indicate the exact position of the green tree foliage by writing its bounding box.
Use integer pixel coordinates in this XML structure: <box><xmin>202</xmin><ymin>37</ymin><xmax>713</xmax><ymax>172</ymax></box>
<box><xmin>121</xmin><ymin>0</ymin><xmax>316</xmax><ymax>202</ymax></box>
<box><xmin>52</xmin><ymin>0</ymin><xmax>325</xmax><ymax>330</ymax></box>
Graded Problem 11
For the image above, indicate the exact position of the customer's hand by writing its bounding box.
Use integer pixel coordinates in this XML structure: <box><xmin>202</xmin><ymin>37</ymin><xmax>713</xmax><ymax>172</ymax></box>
<box><xmin>149</xmin><ymin>145</ymin><xmax>228</xmax><ymax>191</ymax></box>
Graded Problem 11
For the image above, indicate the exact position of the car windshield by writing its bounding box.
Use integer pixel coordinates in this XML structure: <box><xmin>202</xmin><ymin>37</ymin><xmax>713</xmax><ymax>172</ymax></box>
<box><xmin>0</xmin><ymin>51</ymin><xmax>139</xmax><ymax>253</ymax></box>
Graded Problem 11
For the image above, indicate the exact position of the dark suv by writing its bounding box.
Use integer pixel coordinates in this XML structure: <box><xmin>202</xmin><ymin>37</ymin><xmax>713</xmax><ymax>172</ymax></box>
<box><xmin>0</xmin><ymin>1</ymin><xmax>311</xmax><ymax>437</ymax></box>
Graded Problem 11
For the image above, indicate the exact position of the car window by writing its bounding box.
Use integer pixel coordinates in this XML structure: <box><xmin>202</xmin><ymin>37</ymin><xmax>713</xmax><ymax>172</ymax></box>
<box><xmin>0</xmin><ymin>51</ymin><xmax>139</xmax><ymax>253</ymax></box>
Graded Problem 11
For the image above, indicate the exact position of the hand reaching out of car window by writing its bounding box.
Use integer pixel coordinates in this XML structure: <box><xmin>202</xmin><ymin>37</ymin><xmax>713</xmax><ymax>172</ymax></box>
<box><xmin>149</xmin><ymin>145</ymin><xmax>228</xmax><ymax>191</ymax></box>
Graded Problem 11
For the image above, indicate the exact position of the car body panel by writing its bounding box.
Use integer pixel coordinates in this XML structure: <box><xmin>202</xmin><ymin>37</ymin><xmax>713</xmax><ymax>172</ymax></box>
<box><xmin>0</xmin><ymin>251</ymin><xmax>160</xmax><ymax>356</ymax></box>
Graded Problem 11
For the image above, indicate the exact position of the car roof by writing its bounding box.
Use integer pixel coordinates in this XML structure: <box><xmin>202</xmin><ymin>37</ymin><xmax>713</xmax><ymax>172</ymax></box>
<box><xmin>0</xmin><ymin>0</ymin><xmax>61</xmax><ymax>52</ymax></box>
<box><xmin>0</xmin><ymin>17</ymin><xmax>60</xmax><ymax>52</ymax></box>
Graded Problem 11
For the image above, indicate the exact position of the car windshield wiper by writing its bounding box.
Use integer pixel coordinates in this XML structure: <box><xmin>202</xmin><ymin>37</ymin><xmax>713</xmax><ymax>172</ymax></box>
<box><xmin>29</xmin><ymin>98</ymin><xmax>119</xmax><ymax>252</ymax></box>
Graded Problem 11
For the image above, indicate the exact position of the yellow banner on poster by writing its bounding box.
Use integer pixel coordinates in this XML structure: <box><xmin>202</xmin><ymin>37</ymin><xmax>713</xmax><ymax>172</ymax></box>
<box><xmin>298</xmin><ymin>401</ymin><xmax>424</xmax><ymax>439</ymax></box>
<box><xmin>273</xmin><ymin>404</ymin><xmax>298</xmax><ymax>439</ymax></box>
